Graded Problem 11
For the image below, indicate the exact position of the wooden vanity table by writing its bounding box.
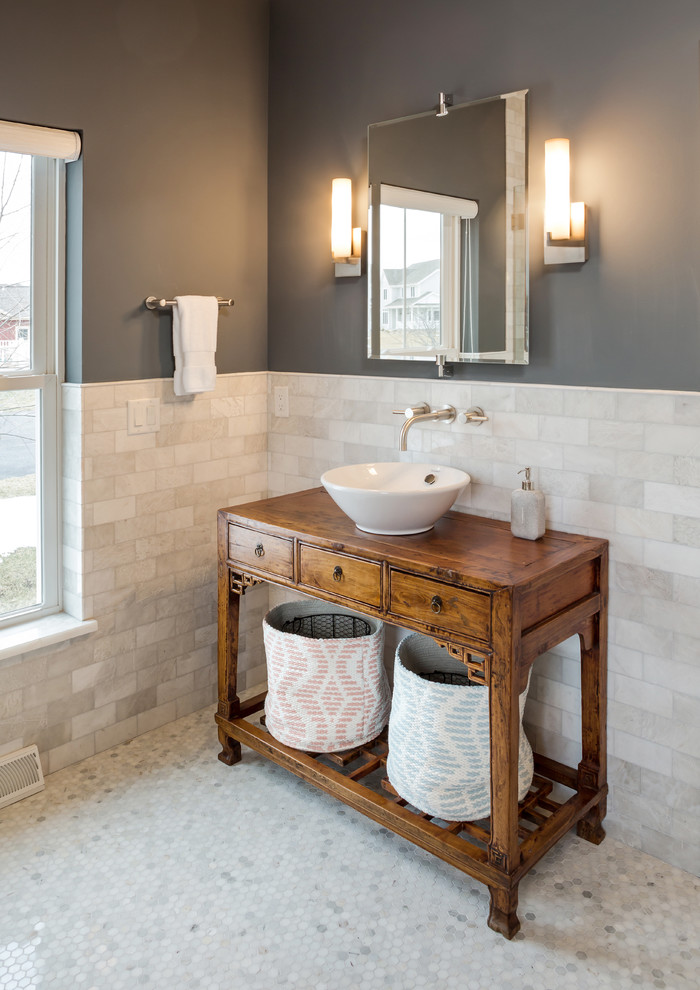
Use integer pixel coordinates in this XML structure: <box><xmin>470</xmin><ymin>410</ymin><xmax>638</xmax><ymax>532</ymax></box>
<box><xmin>215</xmin><ymin>488</ymin><xmax>608</xmax><ymax>939</ymax></box>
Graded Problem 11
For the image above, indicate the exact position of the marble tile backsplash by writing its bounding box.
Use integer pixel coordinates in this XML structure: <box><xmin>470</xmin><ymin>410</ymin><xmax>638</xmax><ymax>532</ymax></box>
<box><xmin>0</xmin><ymin>373</ymin><xmax>268</xmax><ymax>776</ymax></box>
<box><xmin>0</xmin><ymin>368</ymin><xmax>697</xmax><ymax>880</ymax></box>
<box><xmin>268</xmin><ymin>372</ymin><xmax>700</xmax><ymax>876</ymax></box>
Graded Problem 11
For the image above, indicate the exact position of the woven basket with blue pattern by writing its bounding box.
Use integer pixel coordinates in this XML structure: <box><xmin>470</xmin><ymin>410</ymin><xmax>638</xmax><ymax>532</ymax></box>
<box><xmin>387</xmin><ymin>633</ymin><xmax>533</xmax><ymax>821</ymax></box>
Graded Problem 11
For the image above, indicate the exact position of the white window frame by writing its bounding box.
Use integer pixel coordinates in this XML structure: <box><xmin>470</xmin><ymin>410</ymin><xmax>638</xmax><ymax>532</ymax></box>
<box><xmin>0</xmin><ymin>155</ymin><xmax>64</xmax><ymax>629</ymax></box>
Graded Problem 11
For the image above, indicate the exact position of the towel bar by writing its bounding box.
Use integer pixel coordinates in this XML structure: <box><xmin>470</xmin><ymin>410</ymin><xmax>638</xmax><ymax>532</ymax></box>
<box><xmin>145</xmin><ymin>296</ymin><xmax>234</xmax><ymax>311</ymax></box>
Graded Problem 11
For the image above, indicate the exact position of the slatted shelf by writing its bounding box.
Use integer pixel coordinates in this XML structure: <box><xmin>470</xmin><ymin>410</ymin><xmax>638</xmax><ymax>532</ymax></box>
<box><xmin>225</xmin><ymin>711</ymin><xmax>580</xmax><ymax>867</ymax></box>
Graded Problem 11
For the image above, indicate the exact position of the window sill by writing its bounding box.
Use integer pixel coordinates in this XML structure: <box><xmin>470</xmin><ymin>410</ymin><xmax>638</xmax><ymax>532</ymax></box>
<box><xmin>0</xmin><ymin>613</ymin><xmax>98</xmax><ymax>665</ymax></box>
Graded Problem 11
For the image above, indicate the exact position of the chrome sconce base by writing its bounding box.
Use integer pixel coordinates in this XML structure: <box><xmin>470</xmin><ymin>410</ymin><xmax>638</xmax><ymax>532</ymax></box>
<box><xmin>333</xmin><ymin>228</ymin><xmax>365</xmax><ymax>278</ymax></box>
<box><xmin>333</xmin><ymin>255</ymin><xmax>362</xmax><ymax>278</ymax></box>
<box><xmin>436</xmin><ymin>92</ymin><xmax>453</xmax><ymax>117</ymax></box>
<box><xmin>544</xmin><ymin>206</ymin><xmax>589</xmax><ymax>265</ymax></box>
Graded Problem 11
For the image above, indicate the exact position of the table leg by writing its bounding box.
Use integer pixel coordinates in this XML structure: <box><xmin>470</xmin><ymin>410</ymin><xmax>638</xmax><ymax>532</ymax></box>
<box><xmin>488</xmin><ymin>886</ymin><xmax>520</xmax><ymax>940</ymax></box>
<box><xmin>487</xmin><ymin>589</ymin><xmax>522</xmax><ymax>937</ymax></box>
<box><xmin>577</xmin><ymin>548</ymin><xmax>608</xmax><ymax>844</ymax></box>
<box><xmin>217</xmin><ymin>725</ymin><xmax>241</xmax><ymax>766</ymax></box>
<box><xmin>217</xmin><ymin>515</ymin><xmax>243</xmax><ymax>765</ymax></box>
<box><xmin>576</xmin><ymin>631</ymin><xmax>607</xmax><ymax>843</ymax></box>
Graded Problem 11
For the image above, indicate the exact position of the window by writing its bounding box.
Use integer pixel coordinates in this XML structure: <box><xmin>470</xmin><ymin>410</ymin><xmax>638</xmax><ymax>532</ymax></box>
<box><xmin>0</xmin><ymin>121</ymin><xmax>79</xmax><ymax>629</ymax></box>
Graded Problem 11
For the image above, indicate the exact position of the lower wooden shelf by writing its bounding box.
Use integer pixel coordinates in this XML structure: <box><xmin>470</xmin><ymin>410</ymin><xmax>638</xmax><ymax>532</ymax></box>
<box><xmin>215</xmin><ymin>703</ymin><xmax>606</xmax><ymax>893</ymax></box>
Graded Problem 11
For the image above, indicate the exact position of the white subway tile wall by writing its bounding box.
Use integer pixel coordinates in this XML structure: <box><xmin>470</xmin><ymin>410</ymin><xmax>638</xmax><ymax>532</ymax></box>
<box><xmin>268</xmin><ymin>372</ymin><xmax>700</xmax><ymax>877</ymax></box>
<box><xmin>0</xmin><ymin>374</ymin><xmax>268</xmax><ymax>776</ymax></box>
<box><xmin>1</xmin><ymin>370</ymin><xmax>698</xmax><ymax>879</ymax></box>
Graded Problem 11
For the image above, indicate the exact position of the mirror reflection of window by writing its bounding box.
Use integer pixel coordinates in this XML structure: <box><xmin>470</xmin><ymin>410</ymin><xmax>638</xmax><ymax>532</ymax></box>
<box><xmin>379</xmin><ymin>204</ymin><xmax>441</xmax><ymax>354</ymax></box>
<box><xmin>376</xmin><ymin>185</ymin><xmax>478</xmax><ymax>359</ymax></box>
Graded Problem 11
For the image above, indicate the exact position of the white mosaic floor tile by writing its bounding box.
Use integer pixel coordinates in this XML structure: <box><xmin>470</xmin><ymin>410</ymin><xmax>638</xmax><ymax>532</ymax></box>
<box><xmin>1</xmin><ymin>705</ymin><xmax>698</xmax><ymax>990</ymax></box>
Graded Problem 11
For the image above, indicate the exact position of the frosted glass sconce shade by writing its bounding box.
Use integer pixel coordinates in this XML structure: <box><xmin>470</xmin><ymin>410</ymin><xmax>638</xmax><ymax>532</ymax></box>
<box><xmin>544</xmin><ymin>139</ymin><xmax>571</xmax><ymax>240</ymax></box>
<box><xmin>570</xmin><ymin>200</ymin><xmax>586</xmax><ymax>241</ymax></box>
<box><xmin>331</xmin><ymin>178</ymin><xmax>362</xmax><ymax>277</ymax></box>
<box><xmin>332</xmin><ymin>178</ymin><xmax>352</xmax><ymax>259</ymax></box>
<box><xmin>544</xmin><ymin>138</ymin><xmax>588</xmax><ymax>265</ymax></box>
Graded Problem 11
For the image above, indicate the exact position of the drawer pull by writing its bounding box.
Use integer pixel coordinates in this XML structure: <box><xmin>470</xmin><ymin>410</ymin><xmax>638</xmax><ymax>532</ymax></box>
<box><xmin>255</xmin><ymin>543</ymin><xmax>265</xmax><ymax>558</ymax></box>
<box><xmin>333</xmin><ymin>565</ymin><xmax>343</xmax><ymax>582</ymax></box>
<box><xmin>431</xmin><ymin>595</ymin><xmax>443</xmax><ymax>613</ymax></box>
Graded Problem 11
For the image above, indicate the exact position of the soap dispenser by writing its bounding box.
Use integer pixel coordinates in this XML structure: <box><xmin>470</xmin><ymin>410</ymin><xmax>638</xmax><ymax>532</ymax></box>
<box><xmin>511</xmin><ymin>467</ymin><xmax>545</xmax><ymax>540</ymax></box>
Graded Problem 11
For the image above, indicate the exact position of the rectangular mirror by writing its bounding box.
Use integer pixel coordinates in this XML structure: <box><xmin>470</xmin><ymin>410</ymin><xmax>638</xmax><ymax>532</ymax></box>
<box><xmin>368</xmin><ymin>90</ymin><xmax>528</xmax><ymax>365</ymax></box>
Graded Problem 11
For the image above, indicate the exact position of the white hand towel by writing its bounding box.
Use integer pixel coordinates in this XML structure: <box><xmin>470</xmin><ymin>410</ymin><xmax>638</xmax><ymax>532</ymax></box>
<box><xmin>172</xmin><ymin>295</ymin><xmax>219</xmax><ymax>395</ymax></box>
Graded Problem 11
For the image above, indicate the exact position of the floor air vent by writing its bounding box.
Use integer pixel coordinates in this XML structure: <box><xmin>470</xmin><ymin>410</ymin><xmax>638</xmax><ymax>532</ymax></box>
<box><xmin>0</xmin><ymin>744</ymin><xmax>45</xmax><ymax>810</ymax></box>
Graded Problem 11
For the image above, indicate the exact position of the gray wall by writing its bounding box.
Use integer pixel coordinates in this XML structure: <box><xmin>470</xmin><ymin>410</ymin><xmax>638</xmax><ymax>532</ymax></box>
<box><xmin>1</xmin><ymin>0</ymin><xmax>269</xmax><ymax>383</ymax></box>
<box><xmin>268</xmin><ymin>0</ymin><xmax>700</xmax><ymax>391</ymax></box>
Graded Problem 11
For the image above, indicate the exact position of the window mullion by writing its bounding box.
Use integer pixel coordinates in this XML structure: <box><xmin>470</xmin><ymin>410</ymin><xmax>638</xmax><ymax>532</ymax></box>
<box><xmin>40</xmin><ymin>376</ymin><xmax>60</xmax><ymax>610</ymax></box>
<box><xmin>0</xmin><ymin>373</ymin><xmax>51</xmax><ymax>390</ymax></box>
<box><xmin>30</xmin><ymin>157</ymin><xmax>59</xmax><ymax>376</ymax></box>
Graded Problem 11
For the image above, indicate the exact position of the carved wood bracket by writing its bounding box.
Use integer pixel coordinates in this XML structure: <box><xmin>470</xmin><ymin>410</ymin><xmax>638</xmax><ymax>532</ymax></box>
<box><xmin>229</xmin><ymin>571</ymin><xmax>263</xmax><ymax>596</ymax></box>
<box><xmin>577</xmin><ymin>616</ymin><xmax>598</xmax><ymax>653</ymax></box>
<box><xmin>488</xmin><ymin>845</ymin><xmax>510</xmax><ymax>872</ymax></box>
<box><xmin>443</xmin><ymin>641</ymin><xmax>491</xmax><ymax>684</ymax></box>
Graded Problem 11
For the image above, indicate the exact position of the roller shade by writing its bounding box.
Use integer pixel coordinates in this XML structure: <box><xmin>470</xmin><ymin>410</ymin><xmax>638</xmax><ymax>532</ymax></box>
<box><xmin>381</xmin><ymin>183</ymin><xmax>478</xmax><ymax>219</ymax></box>
<box><xmin>0</xmin><ymin>119</ymin><xmax>81</xmax><ymax>161</ymax></box>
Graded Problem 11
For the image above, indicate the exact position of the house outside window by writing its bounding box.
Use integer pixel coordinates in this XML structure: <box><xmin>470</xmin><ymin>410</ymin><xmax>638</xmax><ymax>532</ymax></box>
<box><xmin>0</xmin><ymin>122</ymin><xmax>80</xmax><ymax>629</ymax></box>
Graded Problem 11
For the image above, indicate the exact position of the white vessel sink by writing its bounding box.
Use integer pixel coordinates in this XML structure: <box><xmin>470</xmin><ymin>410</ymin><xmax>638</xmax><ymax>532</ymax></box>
<box><xmin>321</xmin><ymin>462</ymin><xmax>470</xmax><ymax>535</ymax></box>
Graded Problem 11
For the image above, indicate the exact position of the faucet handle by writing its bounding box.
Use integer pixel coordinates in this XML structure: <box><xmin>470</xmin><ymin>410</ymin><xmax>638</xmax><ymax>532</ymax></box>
<box><xmin>457</xmin><ymin>406</ymin><xmax>488</xmax><ymax>426</ymax></box>
<box><xmin>393</xmin><ymin>402</ymin><xmax>430</xmax><ymax>418</ymax></box>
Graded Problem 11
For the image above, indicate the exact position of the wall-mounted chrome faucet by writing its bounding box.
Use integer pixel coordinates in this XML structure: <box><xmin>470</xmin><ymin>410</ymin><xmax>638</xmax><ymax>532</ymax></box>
<box><xmin>393</xmin><ymin>403</ymin><xmax>488</xmax><ymax>451</ymax></box>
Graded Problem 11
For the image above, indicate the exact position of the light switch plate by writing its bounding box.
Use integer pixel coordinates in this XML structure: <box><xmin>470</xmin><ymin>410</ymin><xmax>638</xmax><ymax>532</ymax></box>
<box><xmin>127</xmin><ymin>398</ymin><xmax>160</xmax><ymax>435</ymax></box>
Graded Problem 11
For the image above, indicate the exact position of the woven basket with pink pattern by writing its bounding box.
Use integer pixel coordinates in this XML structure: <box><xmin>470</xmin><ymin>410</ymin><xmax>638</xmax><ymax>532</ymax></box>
<box><xmin>263</xmin><ymin>600</ymin><xmax>389</xmax><ymax>753</ymax></box>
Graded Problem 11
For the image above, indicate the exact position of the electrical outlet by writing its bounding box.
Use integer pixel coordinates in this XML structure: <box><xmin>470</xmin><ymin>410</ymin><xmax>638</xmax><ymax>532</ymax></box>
<box><xmin>273</xmin><ymin>386</ymin><xmax>289</xmax><ymax>418</ymax></box>
<box><xmin>127</xmin><ymin>398</ymin><xmax>160</xmax><ymax>435</ymax></box>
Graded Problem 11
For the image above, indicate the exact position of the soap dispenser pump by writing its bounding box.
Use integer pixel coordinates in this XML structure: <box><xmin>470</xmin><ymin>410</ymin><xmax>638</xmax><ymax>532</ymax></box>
<box><xmin>511</xmin><ymin>467</ymin><xmax>545</xmax><ymax>540</ymax></box>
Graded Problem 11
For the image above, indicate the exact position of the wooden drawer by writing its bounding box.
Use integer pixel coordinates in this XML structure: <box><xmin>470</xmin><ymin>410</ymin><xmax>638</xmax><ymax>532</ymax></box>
<box><xmin>299</xmin><ymin>545</ymin><xmax>382</xmax><ymax>608</ymax></box>
<box><xmin>389</xmin><ymin>570</ymin><xmax>491</xmax><ymax>644</ymax></box>
<box><xmin>227</xmin><ymin>524</ymin><xmax>293</xmax><ymax>579</ymax></box>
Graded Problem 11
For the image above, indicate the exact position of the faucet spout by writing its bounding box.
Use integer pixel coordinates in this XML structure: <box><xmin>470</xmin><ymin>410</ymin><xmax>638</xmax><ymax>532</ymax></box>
<box><xmin>398</xmin><ymin>405</ymin><xmax>456</xmax><ymax>451</ymax></box>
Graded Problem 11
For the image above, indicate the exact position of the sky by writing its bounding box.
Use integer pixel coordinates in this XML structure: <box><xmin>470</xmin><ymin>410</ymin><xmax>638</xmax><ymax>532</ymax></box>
<box><xmin>0</xmin><ymin>153</ymin><xmax>31</xmax><ymax>288</ymax></box>
<box><xmin>380</xmin><ymin>205</ymin><xmax>441</xmax><ymax>269</ymax></box>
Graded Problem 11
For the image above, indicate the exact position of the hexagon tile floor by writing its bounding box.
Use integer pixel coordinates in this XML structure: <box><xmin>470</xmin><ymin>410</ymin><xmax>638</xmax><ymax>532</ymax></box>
<box><xmin>1</xmin><ymin>706</ymin><xmax>698</xmax><ymax>990</ymax></box>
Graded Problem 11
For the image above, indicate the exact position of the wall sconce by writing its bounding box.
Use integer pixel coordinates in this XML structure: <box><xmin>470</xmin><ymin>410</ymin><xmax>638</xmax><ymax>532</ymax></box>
<box><xmin>544</xmin><ymin>138</ymin><xmax>588</xmax><ymax>264</ymax></box>
<box><xmin>331</xmin><ymin>178</ymin><xmax>362</xmax><ymax>277</ymax></box>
